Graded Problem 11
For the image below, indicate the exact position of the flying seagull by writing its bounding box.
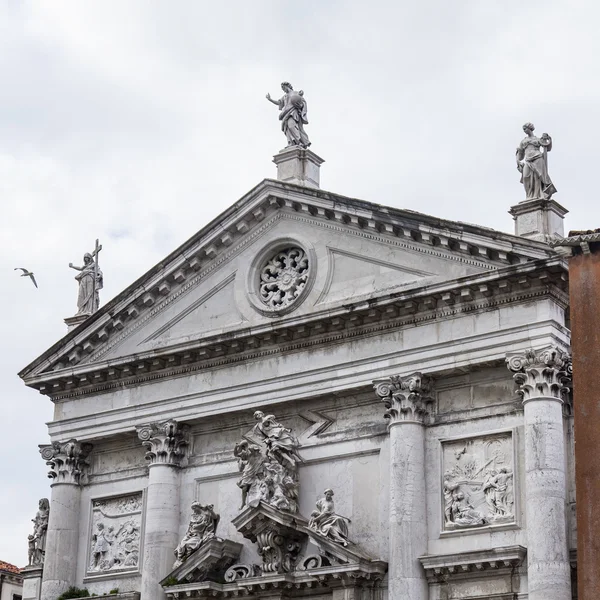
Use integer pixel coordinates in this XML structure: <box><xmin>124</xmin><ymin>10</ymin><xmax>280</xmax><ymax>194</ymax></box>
<box><xmin>14</xmin><ymin>267</ymin><xmax>38</xmax><ymax>288</ymax></box>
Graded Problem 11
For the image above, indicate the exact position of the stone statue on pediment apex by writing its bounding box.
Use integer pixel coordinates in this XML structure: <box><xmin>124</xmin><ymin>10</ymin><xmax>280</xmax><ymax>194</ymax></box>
<box><xmin>266</xmin><ymin>82</ymin><xmax>311</xmax><ymax>149</ymax></box>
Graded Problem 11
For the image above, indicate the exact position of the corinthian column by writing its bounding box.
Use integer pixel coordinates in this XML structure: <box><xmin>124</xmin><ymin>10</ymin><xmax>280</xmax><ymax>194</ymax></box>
<box><xmin>136</xmin><ymin>420</ymin><xmax>189</xmax><ymax>600</ymax></box>
<box><xmin>507</xmin><ymin>346</ymin><xmax>571</xmax><ymax>600</ymax></box>
<box><xmin>374</xmin><ymin>373</ymin><xmax>434</xmax><ymax>600</ymax></box>
<box><xmin>38</xmin><ymin>440</ymin><xmax>92</xmax><ymax>600</ymax></box>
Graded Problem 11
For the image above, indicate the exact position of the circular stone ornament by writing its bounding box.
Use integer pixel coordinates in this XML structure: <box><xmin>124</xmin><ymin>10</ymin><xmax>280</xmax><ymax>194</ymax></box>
<box><xmin>259</xmin><ymin>247</ymin><xmax>309</xmax><ymax>311</ymax></box>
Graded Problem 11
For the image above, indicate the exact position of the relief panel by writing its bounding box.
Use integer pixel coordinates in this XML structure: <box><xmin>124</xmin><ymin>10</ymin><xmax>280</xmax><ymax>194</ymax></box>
<box><xmin>441</xmin><ymin>431</ymin><xmax>516</xmax><ymax>533</ymax></box>
<box><xmin>87</xmin><ymin>491</ymin><xmax>143</xmax><ymax>576</ymax></box>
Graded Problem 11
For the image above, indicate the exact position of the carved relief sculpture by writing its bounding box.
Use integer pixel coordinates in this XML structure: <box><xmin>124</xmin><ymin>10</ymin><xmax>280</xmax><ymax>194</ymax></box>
<box><xmin>266</xmin><ymin>82</ymin><xmax>311</xmax><ymax>148</ymax></box>
<box><xmin>234</xmin><ymin>411</ymin><xmax>302</xmax><ymax>514</ymax></box>
<box><xmin>173</xmin><ymin>503</ymin><xmax>221</xmax><ymax>568</ymax></box>
<box><xmin>259</xmin><ymin>247</ymin><xmax>309</xmax><ymax>311</ymax></box>
<box><xmin>516</xmin><ymin>122</ymin><xmax>557</xmax><ymax>200</ymax></box>
<box><xmin>88</xmin><ymin>492</ymin><xmax>143</xmax><ymax>574</ymax></box>
<box><xmin>308</xmin><ymin>489</ymin><xmax>351</xmax><ymax>547</ymax></box>
<box><xmin>442</xmin><ymin>432</ymin><xmax>515</xmax><ymax>531</ymax></box>
<box><xmin>27</xmin><ymin>498</ymin><xmax>49</xmax><ymax>565</ymax></box>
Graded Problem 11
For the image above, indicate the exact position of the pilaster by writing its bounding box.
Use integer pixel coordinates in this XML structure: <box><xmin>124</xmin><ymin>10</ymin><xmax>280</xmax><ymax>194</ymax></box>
<box><xmin>507</xmin><ymin>345</ymin><xmax>572</xmax><ymax>600</ymax></box>
<box><xmin>374</xmin><ymin>372</ymin><xmax>434</xmax><ymax>600</ymax></box>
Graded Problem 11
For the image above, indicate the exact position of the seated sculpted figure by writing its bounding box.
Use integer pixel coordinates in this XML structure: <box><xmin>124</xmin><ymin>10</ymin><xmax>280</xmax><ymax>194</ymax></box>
<box><xmin>308</xmin><ymin>489</ymin><xmax>351</xmax><ymax>547</ymax></box>
<box><xmin>173</xmin><ymin>502</ymin><xmax>220</xmax><ymax>568</ymax></box>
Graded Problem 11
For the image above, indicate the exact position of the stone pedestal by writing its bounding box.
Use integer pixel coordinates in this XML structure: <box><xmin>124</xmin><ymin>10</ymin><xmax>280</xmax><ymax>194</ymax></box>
<box><xmin>507</xmin><ymin>347</ymin><xmax>572</xmax><ymax>600</ymax></box>
<box><xmin>137</xmin><ymin>420</ymin><xmax>189</xmax><ymax>600</ymax></box>
<box><xmin>22</xmin><ymin>565</ymin><xmax>43</xmax><ymax>600</ymax></box>
<box><xmin>64</xmin><ymin>313</ymin><xmax>91</xmax><ymax>331</ymax></box>
<box><xmin>508</xmin><ymin>198</ymin><xmax>568</xmax><ymax>243</ymax></box>
<box><xmin>272</xmin><ymin>147</ymin><xmax>324</xmax><ymax>188</ymax></box>
<box><xmin>374</xmin><ymin>373</ymin><xmax>434</xmax><ymax>600</ymax></box>
<box><xmin>38</xmin><ymin>440</ymin><xmax>91</xmax><ymax>600</ymax></box>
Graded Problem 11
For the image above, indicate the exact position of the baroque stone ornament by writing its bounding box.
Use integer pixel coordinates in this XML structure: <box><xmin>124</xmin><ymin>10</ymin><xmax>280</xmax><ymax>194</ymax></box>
<box><xmin>442</xmin><ymin>432</ymin><xmax>515</xmax><ymax>531</ymax></box>
<box><xmin>88</xmin><ymin>492</ymin><xmax>143</xmax><ymax>574</ymax></box>
<box><xmin>308</xmin><ymin>489</ymin><xmax>351</xmax><ymax>546</ymax></box>
<box><xmin>27</xmin><ymin>498</ymin><xmax>49</xmax><ymax>565</ymax></box>
<box><xmin>373</xmin><ymin>372</ymin><xmax>435</xmax><ymax>424</ymax></box>
<box><xmin>233</xmin><ymin>411</ymin><xmax>302</xmax><ymax>514</ymax></box>
<box><xmin>259</xmin><ymin>247</ymin><xmax>309</xmax><ymax>311</ymax></box>
<box><xmin>69</xmin><ymin>239</ymin><xmax>103</xmax><ymax>315</ymax></box>
<box><xmin>516</xmin><ymin>122</ymin><xmax>557</xmax><ymax>200</ymax></box>
<box><xmin>174</xmin><ymin>503</ymin><xmax>220</xmax><ymax>568</ymax></box>
<box><xmin>506</xmin><ymin>345</ymin><xmax>571</xmax><ymax>402</ymax></box>
<box><xmin>266</xmin><ymin>81</ymin><xmax>311</xmax><ymax>148</ymax></box>
<box><xmin>136</xmin><ymin>419</ymin><xmax>190</xmax><ymax>466</ymax></box>
<box><xmin>39</xmin><ymin>439</ymin><xmax>93</xmax><ymax>484</ymax></box>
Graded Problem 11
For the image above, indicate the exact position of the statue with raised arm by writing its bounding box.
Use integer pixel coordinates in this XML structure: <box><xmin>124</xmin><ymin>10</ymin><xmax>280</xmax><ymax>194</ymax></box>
<box><xmin>516</xmin><ymin>122</ymin><xmax>557</xmax><ymax>200</ymax></box>
<box><xmin>266</xmin><ymin>82</ymin><xmax>311</xmax><ymax>148</ymax></box>
<box><xmin>69</xmin><ymin>241</ymin><xmax>103</xmax><ymax>315</ymax></box>
<box><xmin>252</xmin><ymin>410</ymin><xmax>303</xmax><ymax>471</ymax></box>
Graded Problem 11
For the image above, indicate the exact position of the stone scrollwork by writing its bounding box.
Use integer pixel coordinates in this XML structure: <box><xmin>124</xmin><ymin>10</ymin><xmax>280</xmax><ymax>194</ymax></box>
<box><xmin>173</xmin><ymin>503</ymin><xmax>221</xmax><ymax>568</ymax></box>
<box><xmin>374</xmin><ymin>372</ymin><xmax>435</xmax><ymax>424</ymax></box>
<box><xmin>442</xmin><ymin>432</ymin><xmax>515</xmax><ymax>532</ymax></box>
<box><xmin>259</xmin><ymin>247</ymin><xmax>309</xmax><ymax>310</ymax></box>
<box><xmin>234</xmin><ymin>411</ymin><xmax>302</xmax><ymax>514</ymax></box>
<box><xmin>136</xmin><ymin>419</ymin><xmax>190</xmax><ymax>466</ymax></box>
<box><xmin>39</xmin><ymin>439</ymin><xmax>93</xmax><ymax>484</ymax></box>
<box><xmin>256</xmin><ymin>527</ymin><xmax>303</xmax><ymax>573</ymax></box>
<box><xmin>224</xmin><ymin>563</ymin><xmax>260</xmax><ymax>581</ymax></box>
<box><xmin>506</xmin><ymin>345</ymin><xmax>571</xmax><ymax>402</ymax></box>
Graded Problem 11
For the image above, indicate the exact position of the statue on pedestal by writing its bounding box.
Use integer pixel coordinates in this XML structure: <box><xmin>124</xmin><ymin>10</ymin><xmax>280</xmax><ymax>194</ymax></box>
<box><xmin>173</xmin><ymin>503</ymin><xmax>220</xmax><ymax>568</ymax></box>
<box><xmin>266</xmin><ymin>82</ymin><xmax>311</xmax><ymax>148</ymax></box>
<box><xmin>27</xmin><ymin>498</ymin><xmax>49</xmax><ymax>565</ymax></box>
<box><xmin>516</xmin><ymin>123</ymin><xmax>557</xmax><ymax>200</ymax></box>
<box><xmin>309</xmin><ymin>489</ymin><xmax>351</xmax><ymax>547</ymax></box>
<box><xmin>69</xmin><ymin>239</ymin><xmax>103</xmax><ymax>315</ymax></box>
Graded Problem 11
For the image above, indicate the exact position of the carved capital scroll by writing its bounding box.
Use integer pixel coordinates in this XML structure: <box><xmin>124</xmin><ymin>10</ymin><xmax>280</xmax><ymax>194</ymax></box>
<box><xmin>39</xmin><ymin>439</ymin><xmax>93</xmax><ymax>485</ymax></box>
<box><xmin>136</xmin><ymin>419</ymin><xmax>190</xmax><ymax>466</ymax></box>
<box><xmin>506</xmin><ymin>345</ymin><xmax>572</xmax><ymax>403</ymax></box>
<box><xmin>374</xmin><ymin>372</ymin><xmax>435</xmax><ymax>425</ymax></box>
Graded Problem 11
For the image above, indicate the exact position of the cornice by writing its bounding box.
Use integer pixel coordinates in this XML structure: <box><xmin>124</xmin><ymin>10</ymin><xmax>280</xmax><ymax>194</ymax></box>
<box><xmin>24</xmin><ymin>259</ymin><xmax>568</xmax><ymax>401</ymax></box>
<box><xmin>19</xmin><ymin>180</ymin><xmax>558</xmax><ymax>383</ymax></box>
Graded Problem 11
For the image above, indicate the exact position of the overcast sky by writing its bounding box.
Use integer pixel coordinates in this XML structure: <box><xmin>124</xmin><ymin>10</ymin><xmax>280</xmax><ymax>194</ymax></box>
<box><xmin>1</xmin><ymin>0</ymin><xmax>598</xmax><ymax>567</ymax></box>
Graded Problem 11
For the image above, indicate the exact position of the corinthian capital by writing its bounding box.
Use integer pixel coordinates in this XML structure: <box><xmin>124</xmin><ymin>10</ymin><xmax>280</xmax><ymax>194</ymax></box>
<box><xmin>373</xmin><ymin>372</ymin><xmax>435</xmax><ymax>424</ymax></box>
<box><xmin>39</xmin><ymin>439</ymin><xmax>93</xmax><ymax>485</ymax></box>
<box><xmin>136</xmin><ymin>420</ymin><xmax>190</xmax><ymax>466</ymax></box>
<box><xmin>506</xmin><ymin>345</ymin><xmax>572</xmax><ymax>402</ymax></box>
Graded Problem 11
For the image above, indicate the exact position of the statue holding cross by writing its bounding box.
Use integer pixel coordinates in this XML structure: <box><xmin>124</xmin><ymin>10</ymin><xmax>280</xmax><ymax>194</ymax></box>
<box><xmin>69</xmin><ymin>239</ymin><xmax>103</xmax><ymax>315</ymax></box>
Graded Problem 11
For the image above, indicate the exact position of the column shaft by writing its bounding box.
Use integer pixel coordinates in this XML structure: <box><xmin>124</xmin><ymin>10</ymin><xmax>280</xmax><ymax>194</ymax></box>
<box><xmin>141</xmin><ymin>464</ymin><xmax>181</xmax><ymax>600</ymax></box>
<box><xmin>388</xmin><ymin>421</ymin><xmax>428</xmax><ymax>600</ymax></box>
<box><xmin>40</xmin><ymin>484</ymin><xmax>81</xmax><ymax>600</ymax></box>
<box><xmin>523</xmin><ymin>397</ymin><xmax>571</xmax><ymax>600</ymax></box>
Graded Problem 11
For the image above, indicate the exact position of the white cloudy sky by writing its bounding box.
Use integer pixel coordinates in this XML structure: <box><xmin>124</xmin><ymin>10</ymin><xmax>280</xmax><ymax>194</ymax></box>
<box><xmin>1</xmin><ymin>0</ymin><xmax>598</xmax><ymax>566</ymax></box>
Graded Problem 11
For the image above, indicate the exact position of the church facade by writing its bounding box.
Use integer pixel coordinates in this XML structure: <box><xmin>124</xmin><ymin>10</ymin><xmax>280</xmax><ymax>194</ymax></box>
<box><xmin>20</xmin><ymin>147</ymin><xmax>575</xmax><ymax>600</ymax></box>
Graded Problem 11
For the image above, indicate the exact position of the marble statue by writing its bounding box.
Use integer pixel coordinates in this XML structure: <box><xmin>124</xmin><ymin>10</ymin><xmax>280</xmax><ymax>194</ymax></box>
<box><xmin>28</xmin><ymin>498</ymin><xmax>49</xmax><ymax>565</ymax></box>
<box><xmin>234</xmin><ymin>411</ymin><xmax>302</xmax><ymax>513</ymax></box>
<box><xmin>309</xmin><ymin>489</ymin><xmax>351</xmax><ymax>546</ymax></box>
<box><xmin>173</xmin><ymin>503</ymin><xmax>220</xmax><ymax>568</ymax></box>
<box><xmin>266</xmin><ymin>82</ymin><xmax>311</xmax><ymax>148</ymax></box>
<box><xmin>69</xmin><ymin>242</ymin><xmax>103</xmax><ymax>315</ymax></box>
<box><xmin>516</xmin><ymin>123</ymin><xmax>557</xmax><ymax>200</ymax></box>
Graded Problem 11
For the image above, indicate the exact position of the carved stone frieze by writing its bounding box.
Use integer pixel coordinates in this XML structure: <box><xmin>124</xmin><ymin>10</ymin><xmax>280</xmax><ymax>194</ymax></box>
<box><xmin>39</xmin><ymin>439</ymin><xmax>93</xmax><ymax>484</ymax></box>
<box><xmin>373</xmin><ymin>372</ymin><xmax>435</xmax><ymax>424</ymax></box>
<box><xmin>136</xmin><ymin>420</ymin><xmax>190</xmax><ymax>466</ymax></box>
<box><xmin>442</xmin><ymin>432</ymin><xmax>515</xmax><ymax>532</ymax></box>
<box><xmin>506</xmin><ymin>345</ymin><xmax>572</xmax><ymax>402</ymax></box>
<box><xmin>88</xmin><ymin>492</ymin><xmax>143</xmax><ymax>574</ymax></box>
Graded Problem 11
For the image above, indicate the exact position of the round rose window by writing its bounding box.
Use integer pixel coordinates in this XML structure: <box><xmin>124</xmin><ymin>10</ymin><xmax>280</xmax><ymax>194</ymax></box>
<box><xmin>259</xmin><ymin>247</ymin><xmax>309</xmax><ymax>310</ymax></box>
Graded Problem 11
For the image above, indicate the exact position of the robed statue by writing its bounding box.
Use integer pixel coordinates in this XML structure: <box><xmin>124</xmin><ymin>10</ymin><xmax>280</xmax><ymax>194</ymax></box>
<box><xmin>266</xmin><ymin>82</ymin><xmax>311</xmax><ymax>148</ymax></box>
<box><xmin>69</xmin><ymin>242</ymin><xmax>103</xmax><ymax>315</ymax></box>
<box><xmin>28</xmin><ymin>498</ymin><xmax>50</xmax><ymax>565</ymax></box>
<box><xmin>308</xmin><ymin>489</ymin><xmax>351</xmax><ymax>547</ymax></box>
<box><xmin>516</xmin><ymin>122</ymin><xmax>557</xmax><ymax>200</ymax></box>
<box><xmin>173</xmin><ymin>502</ymin><xmax>220</xmax><ymax>568</ymax></box>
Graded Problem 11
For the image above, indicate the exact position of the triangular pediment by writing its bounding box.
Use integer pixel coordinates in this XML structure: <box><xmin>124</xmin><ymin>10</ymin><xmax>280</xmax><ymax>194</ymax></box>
<box><xmin>19</xmin><ymin>178</ymin><xmax>558</xmax><ymax>391</ymax></box>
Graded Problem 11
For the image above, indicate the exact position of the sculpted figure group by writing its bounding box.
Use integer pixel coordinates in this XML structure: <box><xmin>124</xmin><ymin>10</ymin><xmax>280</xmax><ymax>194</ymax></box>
<box><xmin>27</xmin><ymin>498</ymin><xmax>49</xmax><ymax>566</ymax></box>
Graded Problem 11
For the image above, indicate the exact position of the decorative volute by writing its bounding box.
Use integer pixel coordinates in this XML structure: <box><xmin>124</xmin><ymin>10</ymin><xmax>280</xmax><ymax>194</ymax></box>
<box><xmin>373</xmin><ymin>372</ymin><xmax>435</xmax><ymax>424</ymax></box>
<box><xmin>136</xmin><ymin>419</ymin><xmax>190</xmax><ymax>466</ymax></box>
<box><xmin>39</xmin><ymin>439</ymin><xmax>93</xmax><ymax>484</ymax></box>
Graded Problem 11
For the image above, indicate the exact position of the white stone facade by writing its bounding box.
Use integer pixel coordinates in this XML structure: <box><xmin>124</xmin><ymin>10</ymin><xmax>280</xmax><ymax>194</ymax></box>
<box><xmin>20</xmin><ymin>176</ymin><xmax>576</xmax><ymax>599</ymax></box>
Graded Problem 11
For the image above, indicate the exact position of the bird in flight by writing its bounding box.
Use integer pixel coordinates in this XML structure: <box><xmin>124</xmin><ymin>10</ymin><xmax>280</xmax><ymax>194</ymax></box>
<box><xmin>14</xmin><ymin>267</ymin><xmax>38</xmax><ymax>288</ymax></box>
